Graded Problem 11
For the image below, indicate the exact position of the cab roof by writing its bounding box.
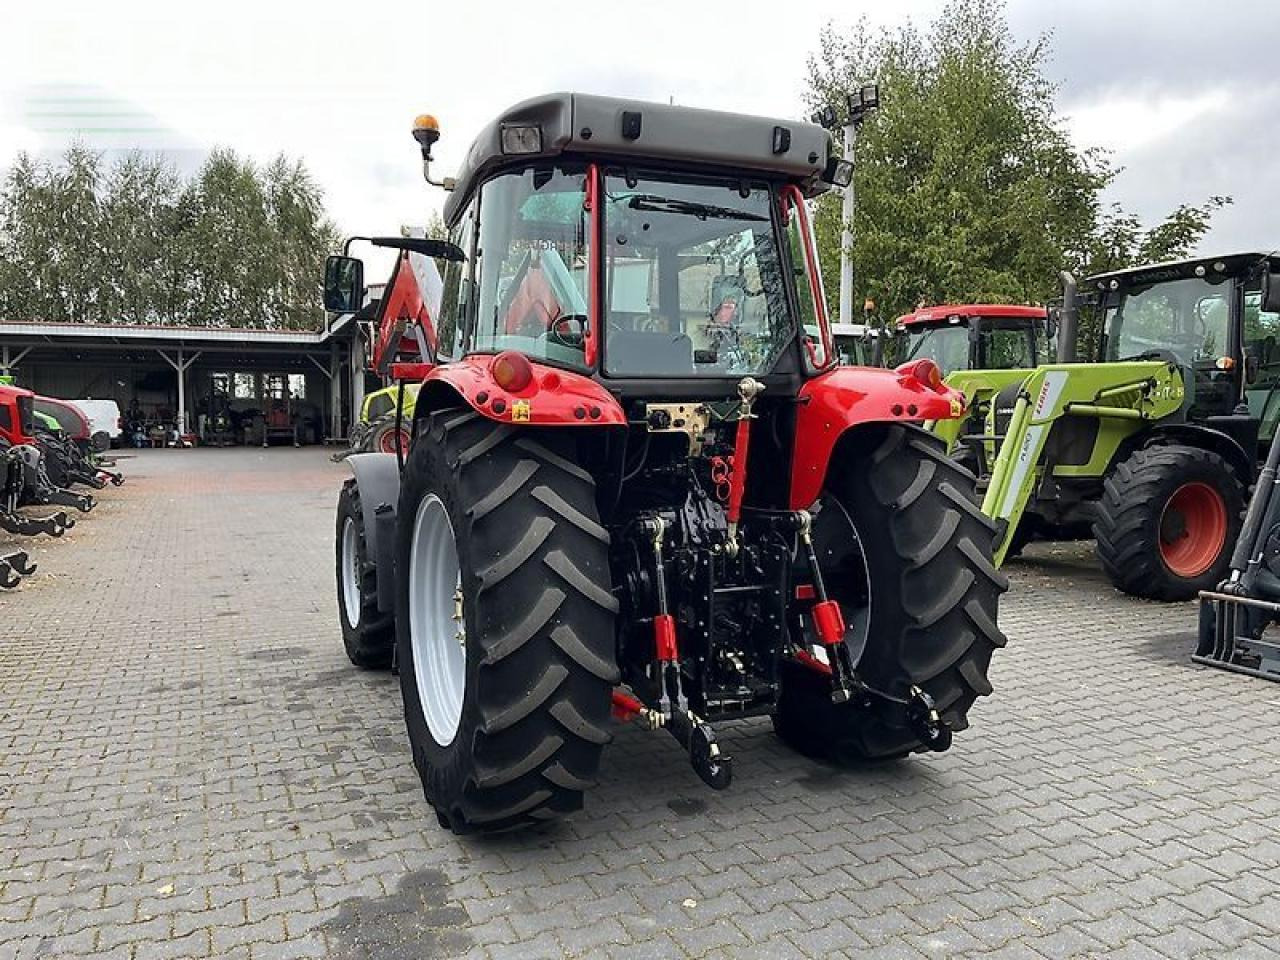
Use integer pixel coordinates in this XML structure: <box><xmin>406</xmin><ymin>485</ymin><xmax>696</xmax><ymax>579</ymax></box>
<box><xmin>895</xmin><ymin>304</ymin><xmax>1046</xmax><ymax>327</ymax></box>
<box><xmin>1083</xmin><ymin>252</ymin><xmax>1280</xmax><ymax>290</ymax></box>
<box><xmin>444</xmin><ymin>92</ymin><xmax>836</xmax><ymax>224</ymax></box>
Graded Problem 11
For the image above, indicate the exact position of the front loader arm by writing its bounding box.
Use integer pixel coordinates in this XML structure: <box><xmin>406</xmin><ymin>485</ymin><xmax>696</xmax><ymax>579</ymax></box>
<box><xmin>982</xmin><ymin>362</ymin><xmax>1182</xmax><ymax>564</ymax></box>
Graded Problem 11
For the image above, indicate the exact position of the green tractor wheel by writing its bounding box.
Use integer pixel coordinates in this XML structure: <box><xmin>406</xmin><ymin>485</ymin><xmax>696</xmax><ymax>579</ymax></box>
<box><xmin>1093</xmin><ymin>444</ymin><xmax>1244</xmax><ymax>601</ymax></box>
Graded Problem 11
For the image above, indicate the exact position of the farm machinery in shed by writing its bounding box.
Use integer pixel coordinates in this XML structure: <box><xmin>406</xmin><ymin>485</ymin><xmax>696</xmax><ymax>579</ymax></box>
<box><xmin>0</xmin><ymin>384</ymin><xmax>78</xmax><ymax>586</ymax></box>
<box><xmin>325</xmin><ymin>95</ymin><xmax>1007</xmax><ymax>834</ymax></box>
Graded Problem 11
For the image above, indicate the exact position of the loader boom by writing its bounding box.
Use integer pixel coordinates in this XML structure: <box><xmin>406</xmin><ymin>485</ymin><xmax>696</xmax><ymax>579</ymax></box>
<box><xmin>979</xmin><ymin>362</ymin><xmax>1183</xmax><ymax>563</ymax></box>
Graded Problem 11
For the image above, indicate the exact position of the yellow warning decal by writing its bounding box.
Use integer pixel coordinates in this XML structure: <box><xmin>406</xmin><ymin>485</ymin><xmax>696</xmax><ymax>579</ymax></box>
<box><xmin>512</xmin><ymin>399</ymin><xmax>532</xmax><ymax>422</ymax></box>
<box><xmin>949</xmin><ymin>395</ymin><xmax>964</xmax><ymax>417</ymax></box>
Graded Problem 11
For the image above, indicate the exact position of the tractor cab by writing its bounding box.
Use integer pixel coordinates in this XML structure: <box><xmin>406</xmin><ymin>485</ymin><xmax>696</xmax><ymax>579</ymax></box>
<box><xmin>1089</xmin><ymin>252</ymin><xmax>1280</xmax><ymax>452</ymax></box>
<box><xmin>897</xmin><ymin>304</ymin><xmax>1048</xmax><ymax>377</ymax></box>
<box><xmin>325</xmin><ymin>95</ymin><xmax>847</xmax><ymax>398</ymax></box>
<box><xmin>830</xmin><ymin>322</ymin><xmax>887</xmax><ymax>366</ymax></box>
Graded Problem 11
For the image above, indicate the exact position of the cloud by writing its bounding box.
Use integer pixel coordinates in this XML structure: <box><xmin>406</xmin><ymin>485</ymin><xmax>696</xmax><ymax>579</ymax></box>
<box><xmin>1</xmin><ymin>0</ymin><xmax>1274</xmax><ymax>267</ymax></box>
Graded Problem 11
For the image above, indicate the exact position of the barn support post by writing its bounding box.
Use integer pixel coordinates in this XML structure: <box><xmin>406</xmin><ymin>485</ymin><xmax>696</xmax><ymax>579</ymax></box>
<box><xmin>305</xmin><ymin>352</ymin><xmax>342</xmax><ymax>443</ymax></box>
<box><xmin>1</xmin><ymin>345</ymin><xmax>32</xmax><ymax>376</ymax></box>
<box><xmin>157</xmin><ymin>348</ymin><xmax>202</xmax><ymax>436</ymax></box>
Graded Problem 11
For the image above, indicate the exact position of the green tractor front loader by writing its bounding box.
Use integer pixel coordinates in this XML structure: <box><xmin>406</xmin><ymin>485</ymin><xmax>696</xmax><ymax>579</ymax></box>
<box><xmin>933</xmin><ymin>254</ymin><xmax>1280</xmax><ymax>601</ymax></box>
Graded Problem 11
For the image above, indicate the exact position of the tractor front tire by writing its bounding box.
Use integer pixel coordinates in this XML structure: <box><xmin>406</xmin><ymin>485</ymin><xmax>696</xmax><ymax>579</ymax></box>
<box><xmin>774</xmin><ymin>424</ymin><xmax>1008</xmax><ymax>762</ymax></box>
<box><xmin>396</xmin><ymin>411</ymin><xmax>618</xmax><ymax>834</ymax></box>
<box><xmin>1093</xmin><ymin>444</ymin><xmax>1244</xmax><ymax>601</ymax></box>
<box><xmin>336</xmin><ymin>479</ymin><xmax>394</xmax><ymax>668</ymax></box>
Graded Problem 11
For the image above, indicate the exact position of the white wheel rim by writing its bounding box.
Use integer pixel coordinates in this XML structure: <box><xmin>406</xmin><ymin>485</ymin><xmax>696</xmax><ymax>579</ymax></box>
<box><xmin>341</xmin><ymin>516</ymin><xmax>361</xmax><ymax>627</ymax></box>
<box><xmin>408</xmin><ymin>493</ymin><xmax>466</xmax><ymax>746</ymax></box>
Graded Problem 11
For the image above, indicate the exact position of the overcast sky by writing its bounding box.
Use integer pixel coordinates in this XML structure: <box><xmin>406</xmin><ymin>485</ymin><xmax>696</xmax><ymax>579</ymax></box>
<box><xmin>3</xmin><ymin>0</ymin><xmax>1276</xmax><ymax>279</ymax></box>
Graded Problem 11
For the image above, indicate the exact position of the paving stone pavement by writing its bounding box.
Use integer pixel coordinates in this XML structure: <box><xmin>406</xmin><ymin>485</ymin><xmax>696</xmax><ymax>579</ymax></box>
<box><xmin>2</xmin><ymin>448</ymin><xmax>1279</xmax><ymax>960</ymax></box>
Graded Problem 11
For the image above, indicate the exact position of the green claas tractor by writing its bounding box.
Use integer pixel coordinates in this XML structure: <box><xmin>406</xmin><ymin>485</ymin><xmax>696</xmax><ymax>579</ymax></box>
<box><xmin>350</xmin><ymin>383</ymin><xmax>419</xmax><ymax>456</ymax></box>
<box><xmin>325</xmin><ymin>94</ymin><xmax>1007</xmax><ymax>834</ymax></box>
<box><xmin>932</xmin><ymin>255</ymin><xmax>1280</xmax><ymax>601</ymax></box>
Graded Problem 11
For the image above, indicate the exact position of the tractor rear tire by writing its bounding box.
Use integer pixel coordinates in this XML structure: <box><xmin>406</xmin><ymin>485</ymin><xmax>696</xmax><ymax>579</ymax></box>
<box><xmin>396</xmin><ymin>411</ymin><xmax>618</xmax><ymax>834</ymax></box>
<box><xmin>336</xmin><ymin>480</ymin><xmax>395</xmax><ymax>668</ymax></box>
<box><xmin>774</xmin><ymin>424</ymin><xmax>1007</xmax><ymax>762</ymax></box>
<box><xmin>1093</xmin><ymin>444</ymin><xmax>1244</xmax><ymax>601</ymax></box>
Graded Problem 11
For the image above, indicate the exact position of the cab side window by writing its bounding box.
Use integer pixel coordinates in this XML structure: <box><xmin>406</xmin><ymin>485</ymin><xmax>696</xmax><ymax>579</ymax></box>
<box><xmin>434</xmin><ymin>203</ymin><xmax>475</xmax><ymax>361</ymax></box>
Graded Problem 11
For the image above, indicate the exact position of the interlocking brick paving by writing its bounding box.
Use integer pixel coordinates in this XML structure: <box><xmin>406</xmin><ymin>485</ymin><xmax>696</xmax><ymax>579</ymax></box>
<box><xmin>2</xmin><ymin>448</ymin><xmax>1278</xmax><ymax>959</ymax></box>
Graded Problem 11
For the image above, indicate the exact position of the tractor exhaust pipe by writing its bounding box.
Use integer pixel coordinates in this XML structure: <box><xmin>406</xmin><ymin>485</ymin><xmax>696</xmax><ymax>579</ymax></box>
<box><xmin>1056</xmin><ymin>271</ymin><xmax>1078</xmax><ymax>364</ymax></box>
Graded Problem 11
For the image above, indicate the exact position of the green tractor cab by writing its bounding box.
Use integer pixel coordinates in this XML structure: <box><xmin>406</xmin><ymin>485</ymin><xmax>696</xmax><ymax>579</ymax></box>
<box><xmin>934</xmin><ymin>254</ymin><xmax>1280</xmax><ymax>601</ymax></box>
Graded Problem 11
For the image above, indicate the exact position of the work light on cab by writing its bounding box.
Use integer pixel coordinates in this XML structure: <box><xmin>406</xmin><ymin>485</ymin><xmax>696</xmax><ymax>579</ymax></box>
<box><xmin>500</xmin><ymin>123</ymin><xmax>542</xmax><ymax>155</ymax></box>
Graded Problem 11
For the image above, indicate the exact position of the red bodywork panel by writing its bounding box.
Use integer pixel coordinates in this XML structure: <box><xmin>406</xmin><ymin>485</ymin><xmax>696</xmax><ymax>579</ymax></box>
<box><xmin>896</xmin><ymin>303</ymin><xmax>1046</xmax><ymax>327</ymax></box>
<box><xmin>788</xmin><ymin>365</ymin><xmax>966</xmax><ymax>510</ymax></box>
<box><xmin>372</xmin><ymin>251</ymin><xmax>437</xmax><ymax>374</ymax></box>
<box><xmin>415</xmin><ymin>354</ymin><xmax>625</xmax><ymax>427</ymax></box>
<box><xmin>0</xmin><ymin>384</ymin><xmax>36</xmax><ymax>445</ymax></box>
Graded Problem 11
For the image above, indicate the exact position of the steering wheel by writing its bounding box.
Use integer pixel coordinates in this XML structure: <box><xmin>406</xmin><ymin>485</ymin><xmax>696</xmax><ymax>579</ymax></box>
<box><xmin>549</xmin><ymin>314</ymin><xmax>588</xmax><ymax>348</ymax></box>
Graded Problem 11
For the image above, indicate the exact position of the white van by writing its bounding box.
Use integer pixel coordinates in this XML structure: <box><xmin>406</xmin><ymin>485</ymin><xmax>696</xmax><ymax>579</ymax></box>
<box><xmin>70</xmin><ymin>399</ymin><xmax>123</xmax><ymax>450</ymax></box>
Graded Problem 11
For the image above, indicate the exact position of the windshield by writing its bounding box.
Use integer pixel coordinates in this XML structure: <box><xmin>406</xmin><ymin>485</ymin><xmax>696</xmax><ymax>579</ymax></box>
<box><xmin>600</xmin><ymin>173</ymin><xmax>792</xmax><ymax>377</ymax></box>
<box><xmin>1103</xmin><ymin>276</ymin><xmax>1230</xmax><ymax>365</ymax></box>
<box><xmin>905</xmin><ymin>324</ymin><xmax>970</xmax><ymax>376</ymax></box>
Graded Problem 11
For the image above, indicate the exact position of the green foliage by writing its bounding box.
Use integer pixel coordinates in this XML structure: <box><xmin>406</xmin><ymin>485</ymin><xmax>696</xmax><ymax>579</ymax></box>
<box><xmin>0</xmin><ymin>146</ymin><xmax>340</xmax><ymax>329</ymax></box>
<box><xmin>807</xmin><ymin>0</ymin><xmax>1227</xmax><ymax>326</ymax></box>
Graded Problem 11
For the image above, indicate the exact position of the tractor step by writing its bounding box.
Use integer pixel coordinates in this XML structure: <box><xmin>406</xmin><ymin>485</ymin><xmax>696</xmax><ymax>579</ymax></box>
<box><xmin>1195</xmin><ymin>590</ymin><xmax>1280</xmax><ymax>682</ymax></box>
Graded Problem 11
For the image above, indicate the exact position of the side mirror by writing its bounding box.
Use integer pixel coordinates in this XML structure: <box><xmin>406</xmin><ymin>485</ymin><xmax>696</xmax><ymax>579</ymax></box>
<box><xmin>1246</xmin><ymin>352</ymin><xmax>1261</xmax><ymax>384</ymax></box>
<box><xmin>1262</xmin><ymin>270</ymin><xmax>1280</xmax><ymax>315</ymax></box>
<box><xmin>323</xmin><ymin>255</ymin><xmax>364</xmax><ymax>313</ymax></box>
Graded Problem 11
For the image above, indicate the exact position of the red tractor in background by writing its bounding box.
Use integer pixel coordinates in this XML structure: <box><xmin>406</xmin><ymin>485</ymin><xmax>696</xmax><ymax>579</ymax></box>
<box><xmin>0</xmin><ymin>383</ymin><xmax>84</xmax><ymax>587</ymax></box>
<box><xmin>327</xmin><ymin>95</ymin><xmax>1007</xmax><ymax>834</ymax></box>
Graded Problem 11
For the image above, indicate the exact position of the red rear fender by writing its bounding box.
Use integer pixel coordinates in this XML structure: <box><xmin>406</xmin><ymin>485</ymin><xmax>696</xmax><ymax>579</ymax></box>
<box><xmin>789</xmin><ymin>365</ymin><xmax>965</xmax><ymax>509</ymax></box>
<box><xmin>413</xmin><ymin>355</ymin><xmax>625</xmax><ymax>427</ymax></box>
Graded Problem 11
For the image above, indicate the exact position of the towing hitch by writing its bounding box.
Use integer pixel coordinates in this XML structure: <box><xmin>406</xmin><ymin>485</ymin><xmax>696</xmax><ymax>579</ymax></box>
<box><xmin>0</xmin><ymin>550</ymin><xmax>35</xmax><ymax>588</ymax></box>
<box><xmin>667</xmin><ymin>708</ymin><xmax>733</xmax><ymax>790</ymax></box>
<box><xmin>611</xmin><ymin>690</ymin><xmax>733</xmax><ymax>790</ymax></box>
<box><xmin>1</xmin><ymin>509</ymin><xmax>72</xmax><ymax>537</ymax></box>
<box><xmin>46</xmin><ymin>489</ymin><xmax>94</xmax><ymax>513</ymax></box>
<box><xmin>905</xmin><ymin>686</ymin><xmax>952</xmax><ymax>752</ymax></box>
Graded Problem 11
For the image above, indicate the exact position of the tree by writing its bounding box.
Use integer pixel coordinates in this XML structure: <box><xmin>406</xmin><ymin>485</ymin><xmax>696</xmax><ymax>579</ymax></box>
<box><xmin>0</xmin><ymin>146</ymin><xmax>340</xmax><ymax>329</ymax></box>
<box><xmin>806</xmin><ymin>0</ymin><xmax>1226</xmax><ymax>325</ymax></box>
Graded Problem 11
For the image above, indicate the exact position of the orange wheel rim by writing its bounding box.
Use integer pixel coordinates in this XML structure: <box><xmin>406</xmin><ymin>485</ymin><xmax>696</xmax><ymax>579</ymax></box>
<box><xmin>378</xmin><ymin>429</ymin><xmax>409</xmax><ymax>455</ymax></box>
<box><xmin>1158</xmin><ymin>481</ymin><xmax>1227</xmax><ymax>578</ymax></box>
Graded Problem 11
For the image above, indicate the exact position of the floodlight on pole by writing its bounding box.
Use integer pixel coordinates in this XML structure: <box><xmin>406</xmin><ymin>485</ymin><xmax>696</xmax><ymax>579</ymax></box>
<box><xmin>838</xmin><ymin>82</ymin><xmax>880</xmax><ymax>326</ymax></box>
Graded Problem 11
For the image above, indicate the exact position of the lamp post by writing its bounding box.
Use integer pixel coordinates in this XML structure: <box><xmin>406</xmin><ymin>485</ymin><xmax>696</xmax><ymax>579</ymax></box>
<box><xmin>837</xmin><ymin>84</ymin><xmax>879</xmax><ymax>326</ymax></box>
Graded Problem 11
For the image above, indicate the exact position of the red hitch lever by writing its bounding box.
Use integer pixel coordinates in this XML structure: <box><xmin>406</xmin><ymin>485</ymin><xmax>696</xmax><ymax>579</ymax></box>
<box><xmin>725</xmin><ymin>377</ymin><xmax>764</xmax><ymax>556</ymax></box>
<box><xmin>797</xmin><ymin>510</ymin><xmax>855</xmax><ymax>703</ymax></box>
<box><xmin>644</xmin><ymin>516</ymin><xmax>686</xmax><ymax>719</ymax></box>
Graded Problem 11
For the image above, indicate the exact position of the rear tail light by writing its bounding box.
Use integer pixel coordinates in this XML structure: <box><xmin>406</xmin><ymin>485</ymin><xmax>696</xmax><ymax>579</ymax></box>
<box><xmin>896</xmin><ymin>358</ymin><xmax>943</xmax><ymax>391</ymax></box>
<box><xmin>491</xmin><ymin>351</ymin><xmax>534</xmax><ymax>393</ymax></box>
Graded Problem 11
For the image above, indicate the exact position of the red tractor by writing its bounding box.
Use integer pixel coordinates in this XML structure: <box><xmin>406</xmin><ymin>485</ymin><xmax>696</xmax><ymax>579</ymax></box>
<box><xmin>0</xmin><ymin>383</ymin><xmax>82</xmax><ymax>586</ymax></box>
<box><xmin>327</xmin><ymin>95</ymin><xmax>1007</xmax><ymax>833</ymax></box>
